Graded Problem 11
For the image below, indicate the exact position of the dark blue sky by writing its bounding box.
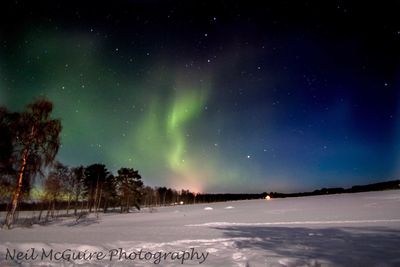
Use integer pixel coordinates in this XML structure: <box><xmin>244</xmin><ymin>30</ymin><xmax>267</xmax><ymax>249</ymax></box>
<box><xmin>1</xmin><ymin>1</ymin><xmax>399</xmax><ymax>193</ymax></box>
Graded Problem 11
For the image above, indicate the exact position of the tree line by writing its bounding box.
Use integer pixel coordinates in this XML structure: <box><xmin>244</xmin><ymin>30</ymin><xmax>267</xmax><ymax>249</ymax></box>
<box><xmin>1</xmin><ymin>161</ymin><xmax>197</xmax><ymax>218</ymax></box>
<box><xmin>0</xmin><ymin>98</ymin><xmax>264</xmax><ymax>229</ymax></box>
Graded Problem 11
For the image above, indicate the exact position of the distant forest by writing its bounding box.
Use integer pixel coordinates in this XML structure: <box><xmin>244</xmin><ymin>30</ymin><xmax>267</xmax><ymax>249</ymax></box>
<box><xmin>267</xmin><ymin>180</ymin><xmax>400</xmax><ymax>199</ymax></box>
<box><xmin>1</xmin><ymin>99</ymin><xmax>399</xmax><ymax>229</ymax></box>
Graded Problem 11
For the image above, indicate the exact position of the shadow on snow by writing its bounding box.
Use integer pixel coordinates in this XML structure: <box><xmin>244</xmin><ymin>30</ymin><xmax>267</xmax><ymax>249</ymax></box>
<box><xmin>215</xmin><ymin>225</ymin><xmax>400</xmax><ymax>266</ymax></box>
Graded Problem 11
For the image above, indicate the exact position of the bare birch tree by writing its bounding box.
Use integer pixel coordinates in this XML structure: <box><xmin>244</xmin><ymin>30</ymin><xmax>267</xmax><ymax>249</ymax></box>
<box><xmin>3</xmin><ymin>99</ymin><xmax>61</xmax><ymax>229</ymax></box>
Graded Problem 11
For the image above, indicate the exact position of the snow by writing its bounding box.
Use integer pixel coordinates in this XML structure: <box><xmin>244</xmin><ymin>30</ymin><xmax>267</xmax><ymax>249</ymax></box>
<box><xmin>1</xmin><ymin>190</ymin><xmax>400</xmax><ymax>266</ymax></box>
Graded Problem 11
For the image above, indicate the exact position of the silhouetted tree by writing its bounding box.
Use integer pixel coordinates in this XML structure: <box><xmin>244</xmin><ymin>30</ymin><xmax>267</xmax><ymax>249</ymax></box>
<box><xmin>71</xmin><ymin>166</ymin><xmax>85</xmax><ymax>216</ymax></box>
<box><xmin>165</xmin><ymin>188</ymin><xmax>174</xmax><ymax>205</ymax></box>
<box><xmin>0</xmin><ymin>108</ymin><xmax>16</xmax><ymax>178</ymax></box>
<box><xmin>102</xmin><ymin>174</ymin><xmax>117</xmax><ymax>212</ymax></box>
<box><xmin>43</xmin><ymin>168</ymin><xmax>63</xmax><ymax>219</ymax></box>
<box><xmin>180</xmin><ymin>189</ymin><xmax>195</xmax><ymax>204</ymax></box>
<box><xmin>4</xmin><ymin>99</ymin><xmax>61</xmax><ymax>228</ymax></box>
<box><xmin>0</xmin><ymin>108</ymin><xmax>17</xmax><ymax>217</ymax></box>
<box><xmin>142</xmin><ymin>186</ymin><xmax>156</xmax><ymax>207</ymax></box>
<box><xmin>0</xmin><ymin>177</ymin><xmax>13</xmax><ymax>213</ymax></box>
<box><xmin>48</xmin><ymin>161</ymin><xmax>72</xmax><ymax>214</ymax></box>
<box><xmin>84</xmin><ymin>164</ymin><xmax>109</xmax><ymax>213</ymax></box>
<box><xmin>115</xmin><ymin>168</ymin><xmax>143</xmax><ymax>213</ymax></box>
<box><xmin>157</xmin><ymin>187</ymin><xmax>167</xmax><ymax>206</ymax></box>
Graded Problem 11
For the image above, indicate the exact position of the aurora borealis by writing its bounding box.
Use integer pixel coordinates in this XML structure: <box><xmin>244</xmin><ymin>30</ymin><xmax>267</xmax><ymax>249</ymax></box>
<box><xmin>1</xmin><ymin>1</ymin><xmax>399</xmax><ymax>193</ymax></box>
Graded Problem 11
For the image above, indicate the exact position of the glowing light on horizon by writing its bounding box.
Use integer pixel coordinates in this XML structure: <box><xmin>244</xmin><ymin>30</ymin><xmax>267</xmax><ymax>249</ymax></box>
<box><xmin>166</xmin><ymin>88</ymin><xmax>207</xmax><ymax>190</ymax></box>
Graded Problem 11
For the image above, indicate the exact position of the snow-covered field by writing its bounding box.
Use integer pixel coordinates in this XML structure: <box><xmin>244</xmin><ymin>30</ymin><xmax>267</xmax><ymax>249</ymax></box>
<box><xmin>1</xmin><ymin>190</ymin><xmax>400</xmax><ymax>266</ymax></box>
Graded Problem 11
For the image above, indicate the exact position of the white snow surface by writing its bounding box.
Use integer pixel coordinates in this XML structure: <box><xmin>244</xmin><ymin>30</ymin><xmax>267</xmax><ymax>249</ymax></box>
<box><xmin>1</xmin><ymin>190</ymin><xmax>400</xmax><ymax>266</ymax></box>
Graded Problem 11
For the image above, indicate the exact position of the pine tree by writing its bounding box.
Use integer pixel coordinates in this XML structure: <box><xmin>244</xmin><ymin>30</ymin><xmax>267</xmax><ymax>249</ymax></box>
<box><xmin>115</xmin><ymin>168</ymin><xmax>143</xmax><ymax>213</ymax></box>
<box><xmin>84</xmin><ymin>164</ymin><xmax>109</xmax><ymax>214</ymax></box>
<box><xmin>102</xmin><ymin>174</ymin><xmax>117</xmax><ymax>213</ymax></box>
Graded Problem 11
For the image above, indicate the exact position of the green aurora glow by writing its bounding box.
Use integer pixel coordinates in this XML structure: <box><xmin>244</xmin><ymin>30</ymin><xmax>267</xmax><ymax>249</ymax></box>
<box><xmin>1</xmin><ymin>31</ymin><xmax>253</xmax><ymax>192</ymax></box>
<box><xmin>2</xmin><ymin>2</ymin><xmax>399</xmax><ymax>193</ymax></box>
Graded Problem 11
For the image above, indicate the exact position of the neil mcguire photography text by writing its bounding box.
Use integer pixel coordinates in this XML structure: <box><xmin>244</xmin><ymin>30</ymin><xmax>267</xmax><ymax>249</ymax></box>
<box><xmin>5</xmin><ymin>247</ymin><xmax>209</xmax><ymax>265</ymax></box>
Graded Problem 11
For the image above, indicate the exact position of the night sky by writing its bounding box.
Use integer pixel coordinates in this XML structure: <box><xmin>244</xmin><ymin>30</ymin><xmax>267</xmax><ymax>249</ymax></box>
<box><xmin>1</xmin><ymin>1</ymin><xmax>399</xmax><ymax>193</ymax></box>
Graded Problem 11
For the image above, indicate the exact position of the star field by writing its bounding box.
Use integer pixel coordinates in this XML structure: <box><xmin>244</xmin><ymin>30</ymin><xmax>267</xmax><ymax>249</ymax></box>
<box><xmin>0</xmin><ymin>1</ymin><xmax>399</xmax><ymax>193</ymax></box>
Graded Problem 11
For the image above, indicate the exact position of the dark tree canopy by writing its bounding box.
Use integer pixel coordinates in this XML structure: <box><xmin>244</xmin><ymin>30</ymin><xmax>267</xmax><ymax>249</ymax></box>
<box><xmin>115</xmin><ymin>167</ymin><xmax>143</xmax><ymax>212</ymax></box>
<box><xmin>84</xmin><ymin>163</ymin><xmax>110</xmax><ymax>213</ymax></box>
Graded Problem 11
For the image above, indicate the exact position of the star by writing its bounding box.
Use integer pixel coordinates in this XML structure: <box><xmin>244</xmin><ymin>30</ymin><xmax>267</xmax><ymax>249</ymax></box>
<box><xmin>1</xmin><ymin>0</ymin><xmax>397</xmax><ymax>194</ymax></box>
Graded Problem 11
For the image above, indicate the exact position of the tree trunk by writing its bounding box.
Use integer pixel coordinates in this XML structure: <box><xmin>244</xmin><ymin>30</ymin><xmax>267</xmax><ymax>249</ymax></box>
<box><xmin>46</xmin><ymin>200</ymin><xmax>51</xmax><ymax>221</ymax></box>
<box><xmin>38</xmin><ymin>205</ymin><xmax>43</xmax><ymax>222</ymax></box>
<box><xmin>126</xmin><ymin>195</ymin><xmax>130</xmax><ymax>213</ymax></box>
<box><xmin>66</xmin><ymin>195</ymin><xmax>71</xmax><ymax>215</ymax></box>
<box><xmin>51</xmin><ymin>198</ymin><xmax>56</xmax><ymax>218</ymax></box>
<box><xmin>80</xmin><ymin>199</ymin><xmax>84</xmax><ymax>214</ymax></box>
<box><xmin>87</xmin><ymin>186</ymin><xmax>93</xmax><ymax>212</ymax></box>
<box><xmin>93</xmin><ymin>176</ymin><xmax>99</xmax><ymax>213</ymax></box>
<box><xmin>97</xmin><ymin>186</ymin><xmax>103</xmax><ymax>213</ymax></box>
<box><xmin>74</xmin><ymin>193</ymin><xmax>79</xmax><ymax>216</ymax></box>
<box><xmin>4</xmin><ymin>150</ymin><xmax>28</xmax><ymax>228</ymax></box>
<box><xmin>103</xmin><ymin>195</ymin><xmax>109</xmax><ymax>213</ymax></box>
<box><xmin>86</xmin><ymin>191</ymin><xmax>91</xmax><ymax>212</ymax></box>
